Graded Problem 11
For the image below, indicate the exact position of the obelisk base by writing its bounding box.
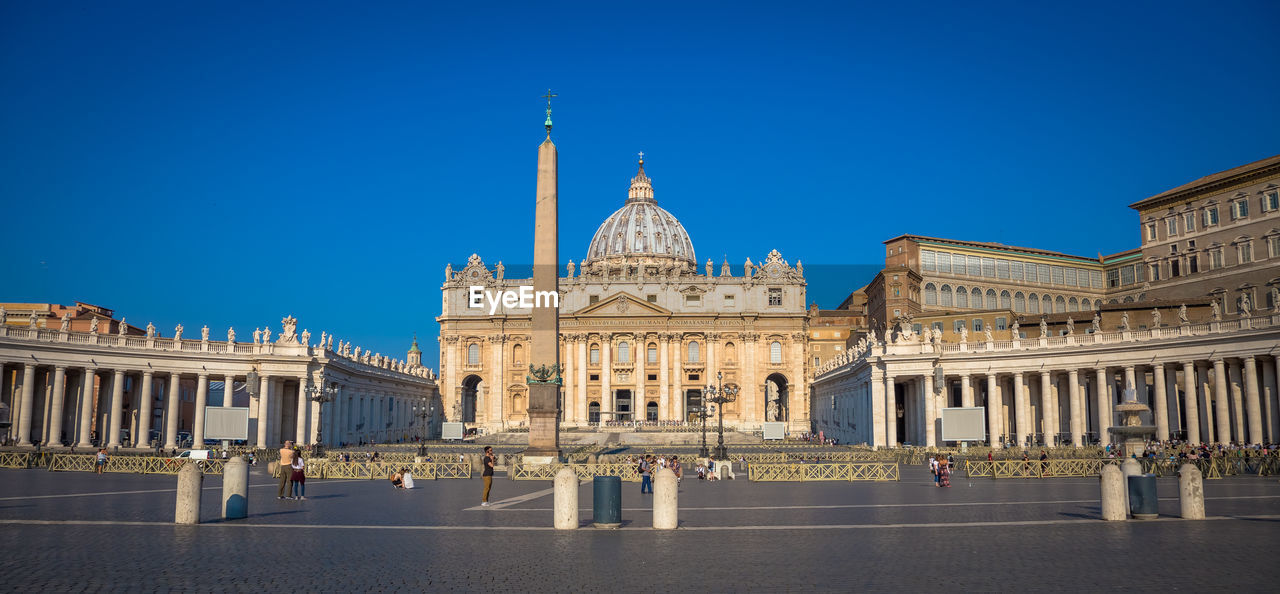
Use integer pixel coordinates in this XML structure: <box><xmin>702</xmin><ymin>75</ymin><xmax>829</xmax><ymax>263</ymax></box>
<box><xmin>524</xmin><ymin>384</ymin><xmax>561</xmax><ymax>462</ymax></box>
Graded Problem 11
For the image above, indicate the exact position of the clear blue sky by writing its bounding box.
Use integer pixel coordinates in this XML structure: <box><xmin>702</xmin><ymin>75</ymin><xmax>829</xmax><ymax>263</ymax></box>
<box><xmin>3</xmin><ymin>1</ymin><xmax>1278</xmax><ymax>368</ymax></box>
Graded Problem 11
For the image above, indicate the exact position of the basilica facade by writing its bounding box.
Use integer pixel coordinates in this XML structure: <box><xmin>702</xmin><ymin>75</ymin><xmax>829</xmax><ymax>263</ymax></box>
<box><xmin>437</xmin><ymin>159</ymin><xmax>810</xmax><ymax>433</ymax></box>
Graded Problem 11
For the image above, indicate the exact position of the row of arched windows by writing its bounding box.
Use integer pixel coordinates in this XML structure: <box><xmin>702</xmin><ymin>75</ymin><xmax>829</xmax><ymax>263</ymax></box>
<box><xmin>472</xmin><ymin>338</ymin><xmax>788</xmax><ymax>368</ymax></box>
<box><xmin>923</xmin><ymin>283</ymin><xmax>1095</xmax><ymax>314</ymax></box>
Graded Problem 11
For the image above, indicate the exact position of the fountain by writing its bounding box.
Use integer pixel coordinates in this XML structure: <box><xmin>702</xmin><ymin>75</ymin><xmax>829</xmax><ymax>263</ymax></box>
<box><xmin>1108</xmin><ymin>390</ymin><xmax>1156</xmax><ymax>458</ymax></box>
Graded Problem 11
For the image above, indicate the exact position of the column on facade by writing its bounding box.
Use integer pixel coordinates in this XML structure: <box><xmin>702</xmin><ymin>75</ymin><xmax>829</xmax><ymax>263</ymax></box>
<box><xmin>705</xmin><ymin>333</ymin><xmax>717</xmax><ymax>393</ymax></box>
<box><xmin>671</xmin><ymin>334</ymin><xmax>683</xmax><ymax>421</ymax></box>
<box><xmin>870</xmin><ymin>367</ymin><xmax>886</xmax><ymax>448</ymax></box>
<box><xmin>105</xmin><ymin>369</ymin><xmax>125</xmax><ymax>448</ymax></box>
<box><xmin>791</xmin><ymin>334</ymin><xmax>805</xmax><ymax>428</ymax></box>
<box><xmin>657</xmin><ymin>334</ymin><xmax>669</xmax><ymax>422</ymax></box>
<box><xmin>576</xmin><ymin>337</ymin><xmax>588</xmax><ymax>424</ymax></box>
<box><xmin>489</xmin><ymin>335</ymin><xmax>505</xmax><ymax>428</ymax></box>
<box><xmin>1093</xmin><ymin>368</ymin><xmax>1109</xmax><ymax>446</ymax></box>
<box><xmin>135</xmin><ymin>371</ymin><xmax>154</xmax><ymax>447</ymax></box>
<box><xmin>885</xmin><ymin>374</ymin><xmax>897</xmax><ymax>447</ymax></box>
<box><xmin>563</xmin><ymin>335</ymin><xmax>574</xmax><ymax>424</ymax></box>
<box><xmin>192</xmin><ymin>373</ymin><xmax>209</xmax><ymax>446</ymax></box>
<box><xmin>1013</xmin><ymin>372</ymin><xmax>1028</xmax><ymax>447</ymax></box>
<box><xmin>16</xmin><ymin>363</ymin><xmax>37</xmax><ymax>446</ymax></box>
<box><xmin>600</xmin><ymin>334</ymin><xmax>612</xmax><ymax>424</ymax></box>
<box><xmin>636</xmin><ymin>333</ymin><xmax>647</xmax><ymax>421</ymax></box>
<box><xmin>924</xmin><ymin>371</ymin><xmax>936</xmax><ymax>447</ymax></box>
<box><xmin>1243</xmin><ymin>356</ymin><xmax>1263</xmax><ymax>445</ymax></box>
<box><xmin>1181</xmin><ymin>362</ymin><xmax>1200</xmax><ymax>444</ymax></box>
<box><xmin>1149</xmin><ymin>363</ymin><xmax>1168</xmax><ymax>441</ymax></box>
<box><xmin>985</xmin><ymin>374</ymin><xmax>999</xmax><ymax>448</ymax></box>
<box><xmin>742</xmin><ymin>333</ymin><xmax>757</xmax><ymax>425</ymax></box>
<box><xmin>254</xmin><ymin>373</ymin><xmax>270</xmax><ymax>447</ymax></box>
<box><xmin>47</xmin><ymin>366</ymin><xmax>67</xmax><ymax>446</ymax></box>
<box><xmin>1228</xmin><ymin>359</ymin><xmax>1245</xmax><ymax>444</ymax></box>
<box><xmin>1212</xmin><ymin>359</ymin><xmax>1230</xmax><ymax>444</ymax></box>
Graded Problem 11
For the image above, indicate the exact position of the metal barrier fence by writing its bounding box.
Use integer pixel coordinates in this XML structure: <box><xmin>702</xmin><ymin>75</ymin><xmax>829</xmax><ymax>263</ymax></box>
<box><xmin>964</xmin><ymin>459</ymin><xmax>1111</xmax><ymax>478</ymax></box>
<box><xmin>509</xmin><ymin>462</ymin><xmax>641</xmax><ymax>482</ymax></box>
<box><xmin>747</xmin><ymin>462</ymin><xmax>900</xmax><ymax>482</ymax></box>
<box><xmin>279</xmin><ymin>461</ymin><xmax>472</xmax><ymax>480</ymax></box>
<box><xmin>46</xmin><ymin>454</ymin><xmax>227</xmax><ymax>475</ymax></box>
<box><xmin>0</xmin><ymin>452</ymin><xmax>34</xmax><ymax>468</ymax></box>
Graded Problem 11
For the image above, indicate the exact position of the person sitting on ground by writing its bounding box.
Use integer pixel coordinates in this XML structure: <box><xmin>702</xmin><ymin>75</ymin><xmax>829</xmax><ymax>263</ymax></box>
<box><xmin>390</xmin><ymin>469</ymin><xmax>405</xmax><ymax>489</ymax></box>
<box><xmin>402</xmin><ymin>468</ymin><xmax>415</xmax><ymax>489</ymax></box>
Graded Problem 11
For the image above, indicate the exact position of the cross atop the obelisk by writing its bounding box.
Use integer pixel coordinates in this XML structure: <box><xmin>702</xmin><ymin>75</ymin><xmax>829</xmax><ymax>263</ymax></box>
<box><xmin>543</xmin><ymin>89</ymin><xmax>557</xmax><ymax>135</ymax></box>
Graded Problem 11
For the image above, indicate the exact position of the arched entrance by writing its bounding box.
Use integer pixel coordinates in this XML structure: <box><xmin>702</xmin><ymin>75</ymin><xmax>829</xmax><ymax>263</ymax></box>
<box><xmin>588</xmin><ymin>402</ymin><xmax>601</xmax><ymax>423</ymax></box>
<box><xmin>764</xmin><ymin>373</ymin><xmax>789</xmax><ymax>422</ymax></box>
<box><xmin>460</xmin><ymin>375</ymin><xmax>481</xmax><ymax>423</ymax></box>
<box><xmin>646</xmin><ymin>401</ymin><xmax>658</xmax><ymax>421</ymax></box>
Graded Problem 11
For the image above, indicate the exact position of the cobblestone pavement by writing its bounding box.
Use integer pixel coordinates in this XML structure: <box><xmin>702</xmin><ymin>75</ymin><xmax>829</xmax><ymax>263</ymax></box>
<box><xmin>1</xmin><ymin>467</ymin><xmax>1278</xmax><ymax>591</ymax></box>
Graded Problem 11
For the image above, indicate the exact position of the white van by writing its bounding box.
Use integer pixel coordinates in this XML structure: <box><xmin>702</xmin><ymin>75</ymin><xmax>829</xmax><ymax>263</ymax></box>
<box><xmin>174</xmin><ymin>449</ymin><xmax>211</xmax><ymax>460</ymax></box>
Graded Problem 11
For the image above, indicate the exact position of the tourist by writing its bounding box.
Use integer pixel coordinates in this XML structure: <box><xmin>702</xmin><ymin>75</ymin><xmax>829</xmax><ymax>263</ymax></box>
<box><xmin>390</xmin><ymin>468</ymin><xmax>405</xmax><ymax>489</ymax></box>
<box><xmin>480</xmin><ymin>446</ymin><xmax>495</xmax><ymax>506</ymax></box>
<box><xmin>290</xmin><ymin>448</ymin><xmax>306</xmax><ymax>500</ymax></box>
<box><xmin>1039</xmin><ymin>451</ymin><xmax>1049</xmax><ymax>477</ymax></box>
<box><xmin>277</xmin><ymin>440</ymin><xmax>296</xmax><ymax>500</ymax></box>
<box><xmin>938</xmin><ymin>454</ymin><xmax>952</xmax><ymax>487</ymax></box>
<box><xmin>95</xmin><ymin>448</ymin><xmax>108</xmax><ymax>474</ymax></box>
<box><xmin>402</xmin><ymin>468</ymin><xmax>415</xmax><ymax>489</ymax></box>
<box><xmin>639</xmin><ymin>455</ymin><xmax>653</xmax><ymax>494</ymax></box>
<box><xmin>670</xmin><ymin>456</ymin><xmax>682</xmax><ymax>483</ymax></box>
<box><xmin>929</xmin><ymin>456</ymin><xmax>939</xmax><ymax>486</ymax></box>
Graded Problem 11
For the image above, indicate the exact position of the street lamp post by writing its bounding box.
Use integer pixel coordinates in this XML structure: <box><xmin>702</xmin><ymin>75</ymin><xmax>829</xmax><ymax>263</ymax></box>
<box><xmin>696</xmin><ymin>403</ymin><xmax>713</xmax><ymax>458</ymax></box>
<box><xmin>414</xmin><ymin>401</ymin><xmax>434</xmax><ymax>457</ymax></box>
<box><xmin>305</xmin><ymin>382</ymin><xmax>338</xmax><ymax>457</ymax></box>
<box><xmin>704</xmin><ymin>371</ymin><xmax>739</xmax><ymax>460</ymax></box>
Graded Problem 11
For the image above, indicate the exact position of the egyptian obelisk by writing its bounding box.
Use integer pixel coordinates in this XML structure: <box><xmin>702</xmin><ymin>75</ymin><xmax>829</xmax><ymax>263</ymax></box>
<box><xmin>524</xmin><ymin>91</ymin><xmax>561</xmax><ymax>462</ymax></box>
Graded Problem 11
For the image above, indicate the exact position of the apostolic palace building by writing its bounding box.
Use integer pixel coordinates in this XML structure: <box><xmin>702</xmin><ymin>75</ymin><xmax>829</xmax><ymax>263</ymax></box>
<box><xmin>813</xmin><ymin>154</ymin><xmax>1280</xmax><ymax>449</ymax></box>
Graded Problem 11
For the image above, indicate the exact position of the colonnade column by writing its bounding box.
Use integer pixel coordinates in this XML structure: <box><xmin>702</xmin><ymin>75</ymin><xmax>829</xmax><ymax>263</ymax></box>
<box><xmin>1198</xmin><ymin>362</ymin><xmax>1214</xmax><ymax>443</ymax></box>
<box><xmin>255</xmin><ymin>374</ymin><xmax>270</xmax><ymax>448</ymax></box>
<box><xmin>136</xmin><ymin>371</ymin><xmax>154</xmax><ymax>447</ymax></box>
<box><xmin>1213</xmin><ymin>359</ymin><xmax>1230</xmax><ymax>444</ymax></box>
<box><xmin>576</xmin><ymin>338</ymin><xmax>588</xmax><ymax>424</ymax></box>
<box><xmin>1264</xmin><ymin>357</ymin><xmax>1279</xmax><ymax>443</ymax></box>
<box><xmin>1228</xmin><ymin>360</ymin><xmax>1244</xmax><ymax>443</ymax></box>
<box><xmin>923</xmin><ymin>371</ymin><xmax>936</xmax><ymax>447</ymax></box>
<box><xmin>870</xmin><ymin>368</ymin><xmax>886</xmax><ymax>448</ymax></box>
<box><xmin>1152</xmin><ymin>363</ymin><xmax>1168</xmax><ymax>441</ymax></box>
<box><xmin>77</xmin><ymin>368</ymin><xmax>97</xmax><ymax>447</ymax></box>
<box><xmin>1182</xmin><ymin>362</ymin><xmax>1200</xmax><ymax>444</ymax></box>
<box><xmin>1013</xmin><ymin>372</ymin><xmax>1028</xmax><ymax>448</ymax></box>
<box><xmin>960</xmin><ymin>375</ymin><xmax>973</xmax><ymax>408</ymax></box>
<box><xmin>1094</xmin><ymin>368</ymin><xmax>1110</xmax><ymax>446</ymax></box>
<box><xmin>106</xmin><ymin>369</ymin><xmax>125</xmax><ymax>448</ymax></box>
<box><xmin>1068</xmin><ymin>370</ymin><xmax>1082</xmax><ymax>447</ymax></box>
<box><xmin>884</xmin><ymin>374</ymin><xmax>896</xmax><ymax>447</ymax></box>
<box><xmin>1244</xmin><ymin>356</ymin><xmax>1263</xmax><ymax>445</ymax></box>
<box><xmin>657</xmin><ymin>334</ymin><xmax>669</xmax><ymax>423</ymax></box>
<box><xmin>192</xmin><ymin>373</ymin><xmax>209</xmax><ymax>446</ymax></box>
<box><xmin>164</xmin><ymin>374</ymin><xmax>180</xmax><ymax>450</ymax></box>
<box><xmin>16</xmin><ymin>363</ymin><xmax>36</xmax><ymax>446</ymax></box>
<box><xmin>985</xmin><ymin>373</ymin><xmax>999</xmax><ymax>448</ymax></box>
<box><xmin>295</xmin><ymin>374</ymin><xmax>309</xmax><ymax>444</ymax></box>
<box><xmin>48</xmin><ymin>366</ymin><xmax>67</xmax><ymax>446</ymax></box>
<box><xmin>1123</xmin><ymin>365</ymin><xmax>1136</xmax><ymax>400</ymax></box>
<box><xmin>1039</xmin><ymin>371</ymin><xmax>1055</xmax><ymax>446</ymax></box>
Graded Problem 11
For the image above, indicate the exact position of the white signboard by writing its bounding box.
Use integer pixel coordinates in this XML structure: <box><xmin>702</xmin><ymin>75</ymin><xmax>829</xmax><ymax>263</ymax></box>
<box><xmin>203</xmin><ymin>407</ymin><xmax>249</xmax><ymax>440</ymax></box>
<box><xmin>441</xmin><ymin>422</ymin><xmax>465</xmax><ymax>440</ymax></box>
<box><xmin>762</xmin><ymin>422</ymin><xmax>786</xmax><ymax>441</ymax></box>
<box><xmin>941</xmin><ymin>407</ymin><xmax>986</xmax><ymax>442</ymax></box>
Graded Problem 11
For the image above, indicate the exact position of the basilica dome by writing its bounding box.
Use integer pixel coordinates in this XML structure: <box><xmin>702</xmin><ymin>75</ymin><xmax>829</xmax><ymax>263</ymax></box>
<box><xmin>583</xmin><ymin>159</ymin><xmax>696</xmax><ymax>267</ymax></box>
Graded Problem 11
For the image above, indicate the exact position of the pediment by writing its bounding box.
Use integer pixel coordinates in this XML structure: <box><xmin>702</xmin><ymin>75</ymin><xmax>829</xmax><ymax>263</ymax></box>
<box><xmin>574</xmin><ymin>292</ymin><xmax>672</xmax><ymax>316</ymax></box>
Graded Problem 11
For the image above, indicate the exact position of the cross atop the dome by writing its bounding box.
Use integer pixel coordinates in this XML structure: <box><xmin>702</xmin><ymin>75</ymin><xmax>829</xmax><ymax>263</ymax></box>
<box><xmin>638</xmin><ymin>151</ymin><xmax>644</xmax><ymax>162</ymax></box>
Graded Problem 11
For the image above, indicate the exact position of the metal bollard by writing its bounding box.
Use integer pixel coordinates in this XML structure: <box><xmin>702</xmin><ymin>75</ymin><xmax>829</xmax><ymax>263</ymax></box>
<box><xmin>1100</xmin><ymin>464</ymin><xmax>1125</xmax><ymax>521</ymax></box>
<box><xmin>592</xmin><ymin>476</ymin><xmax>622</xmax><ymax>528</ymax></box>
<box><xmin>653</xmin><ymin>468</ymin><xmax>678</xmax><ymax>529</ymax></box>
<box><xmin>1179</xmin><ymin>464</ymin><xmax>1205</xmax><ymax>519</ymax></box>
<box><xmin>222</xmin><ymin>456</ymin><xmax>249</xmax><ymax>520</ymax></box>
<box><xmin>554</xmin><ymin>467</ymin><xmax>579</xmax><ymax>529</ymax></box>
<box><xmin>175</xmin><ymin>462</ymin><xmax>203</xmax><ymax>525</ymax></box>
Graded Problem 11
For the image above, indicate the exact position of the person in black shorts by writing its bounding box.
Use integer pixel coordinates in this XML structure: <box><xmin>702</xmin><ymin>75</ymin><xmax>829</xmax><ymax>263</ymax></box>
<box><xmin>481</xmin><ymin>446</ymin><xmax>495</xmax><ymax>506</ymax></box>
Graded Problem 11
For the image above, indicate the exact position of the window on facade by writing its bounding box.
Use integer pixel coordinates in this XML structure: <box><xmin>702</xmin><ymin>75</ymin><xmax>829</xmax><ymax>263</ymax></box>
<box><xmin>688</xmin><ymin>341</ymin><xmax>700</xmax><ymax>362</ymax></box>
<box><xmin>1054</xmin><ymin>296</ymin><xmax>1066</xmax><ymax>313</ymax></box>
<box><xmin>1081</xmin><ymin>298</ymin><xmax>1092</xmax><ymax>310</ymax></box>
<box><xmin>1171</xmin><ymin>260</ymin><xmax>1180</xmax><ymax>277</ymax></box>
<box><xmin>1184</xmin><ymin>212</ymin><xmax>1195</xmax><ymax>232</ymax></box>
<box><xmin>995</xmin><ymin>317</ymin><xmax>1007</xmax><ymax>331</ymax></box>
<box><xmin>912</xmin><ymin>323</ymin><xmax>922</xmax><ymax>335</ymax></box>
<box><xmin>940</xmin><ymin>285</ymin><xmax>953</xmax><ymax>306</ymax></box>
<box><xmin>467</xmin><ymin>343</ymin><xmax>480</xmax><ymax>365</ymax></box>
<box><xmin>647</xmin><ymin>343</ymin><xmax>657</xmax><ymax>363</ymax></box>
<box><xmin>1146</xmin><ymin>223</ymin><xmax>1157</xmax><ymax>241</ymax></box>
<box><xmin>970</xmin><ymin>288</ymin><xmax>983</xmax><ymax>308</ymax></box>
<box><xmin>1038</xmin><ymin>264</ymin><xmax>1051</xmax><ymax>284</ymax></box>
<box><xmin>955</xmin><ymin>288</ymin><xmax>968</xmax><ymax>308</ymax></box>
<box><xmin>589</xmin><ymin>295</ymin><xmax>600</xmax><ymax>305</ymax></box>
<box><xmin>1149</xmin><ymin>263</ymin><xmax>1161</xmax><ymax>281</ymax></box>
<box><xmin>617</xmin><ymin>342</ymin><xmax>630</xmax><ymax>363</ymax></box>
<box><xmin>932</xmin><ymin>322</ymin><xmax>944</xmax><ymax>333</ymax></box>
<box><xmin>1010</xmin><ymin>261</ymin><xmax>1024</xmax><ymax>281</ymax></box>
<box><xmin>1064</xmin><ymin>268</ymin><xmax>1077</xmax><ymax>286</ymax></box>
<box><xmin>997</xmin><ymin>259</ymin><xmax>1010</xmax><ymax>279</ymax></box>
<box><xmin>922</xmin><ymin>250</ymin><xmax>936</xmax><ymax>272</ymax></box>
<box><xmin>1068</xmin><ymin>297</ymin><xmax>1078</xmax><ymax>311</ymax></box>
<box><xmin>1264</xmin><ymin>190</ymin><xmax>1280</xmax><ymax>212</ymax></box>
<box><xmin>1269</xmin><ymin>237</ymin><xmax>1280</xmax><ymax>258</ymax></box>
<box><xmin>981</xmin><ymin>258</ymin><xmax>996</xmax><ymax>277</ymax></box>
<box><xmin>1120</xmin><ymin>266</ymin><xmax>1135</xmax><ymax>285</ymax></box>
<box><xmin>972</xmin><ymin>318</ymin><xmax>983</xmax><ymax>332</ymax></box>
<box><xmin>1013</xmin><ymin>292</ymin><xmax>1026</xmax><ymax>312</ymax></box>
<box><xmin>512</xmin><ymin>344</ymin><xmax>524</xmax><ymax>365</ymax></box>
<box><xmin>1188</xmin><ymin>255</ymin><xmax>1198</xmax><ymax>273</ymax></box>
<box><xmin>590</xmin><ymin>345</ymin><xmax>600</xmax><ymax>364</ymax></box>
<box><xmin>768</xmin><ymin>288</ymin><xmax>782</xmax><ymax>306</ymax></box>
<box><xmin>1167</xmin><ymin>218</ymin><xmax>1178</xmax><ymax>235</ymax></box>
<box><xmin>1091</xmin><ymin>270</ymin><xmax>1104</xmax><ymax>288</ymax></box>
<box><xmin>1135</xmin><ymin>263</ymin><xmax>1145</xmax><ymax>282</ymax></box>
<box><xmin>986</xmin><ymin>289</ymin><xmax>997</xmax><ymax>307</ymax></box>
<box><xmin>924</xmin><ymin>283</ymin><xmax>938</xmax><ymax>305</ymax></box>
<box><xmin>647</xmin><ymin>294</ymin><xmax>658</xmax><ymax>303</ymax></box>
<box><xmin>1204</xmin><ymin>207</ymin><xmax>1219</xmax><ymax>226</ymax></box>
<box><xmin>968</xmin><ymin>255</ymin><xmax>981</xmax><ymax>276</ymax></box>
<box><xmin>769</xmin><ymin>341</ymin><xmax>782</xmax><ymax>364</ymax></box>
<box><xmin>951</xmin><ymin>319</ymin><xmax>963</xmax><ymax>333</ymax></box>
<box><xmin>723</xmin><ymin>294</ymin><xmax>734</xmax><ymax>307</ymax></box>
<box><xmin>1051</xmin><ymin>266</ymin><xmax>1065</xmax><ymax>285</ymax></box>
<box><xmin>685</xmin><ymin>294</ymin><xmax>701</xmax><ymax>306</ymax></box>
<box><xmin>1027</xmin><ymin>293</ymin><xmax>1039</xmax><ymax>314</ymax></box>
<box><xmin>937</xmin><ymin>253</ymin><xmax>951</xmax><ymax>274</ymax></box>
<box><xmin>1232</xmin><ymin>199</ymin><xmax>1249</xmax><ymax>220</ymax></box>
<box><xmin>1107</xmin><ymin>269</ymin><xmax>1120</xmax><ymax>287</ymax></box>
<box><xmin>1000</xmin><ymin>290</ymin><xmax>1012</xmax><ymax>310</ymax></box>
<box><xmin>1210</xmin><ymin>249</ymin><xmax>1224</xmax><ymax>269</ymax></box>
<box><xmin>1239</xmin><ymin>241</ymin><xmax>1253</xmax><ymax>264</ymax></box>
